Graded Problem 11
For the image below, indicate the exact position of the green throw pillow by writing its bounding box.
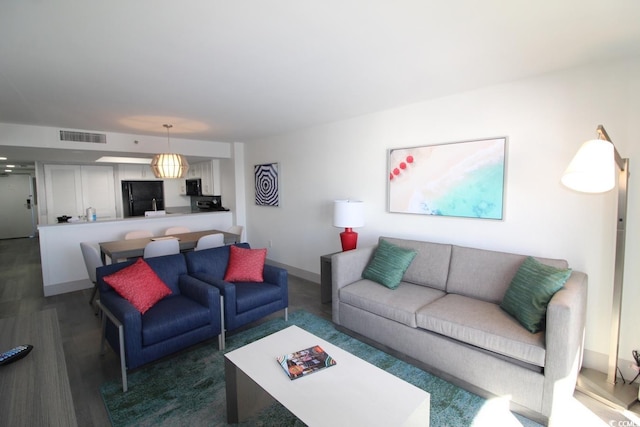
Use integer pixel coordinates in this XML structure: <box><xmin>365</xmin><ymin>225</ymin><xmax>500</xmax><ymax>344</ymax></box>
<box><xmin>362</xmin><ymin>239</ymin><xmax>417</xmax><ymax>289</ymax></box>
<box><xmin>500</xmin><ymin>256</ymin><xmax>571</xmax><ymax>333</ymax></box>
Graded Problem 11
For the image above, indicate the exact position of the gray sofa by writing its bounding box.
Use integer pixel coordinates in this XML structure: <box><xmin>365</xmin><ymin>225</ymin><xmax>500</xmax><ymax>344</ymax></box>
<box><xmin>332</xmin><ymin>236</ymin><xmax>587</xmax><ymax>423</ymax></box>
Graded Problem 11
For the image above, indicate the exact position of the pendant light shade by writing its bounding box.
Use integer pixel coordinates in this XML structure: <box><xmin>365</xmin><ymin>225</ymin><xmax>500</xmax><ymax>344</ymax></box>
<box><xmin>150</xmin><ymin>124</ymin><xmax>190</xmax><ymax>179</ymax></box>
<box><xmin>150</xmin><ymin>152</ymin><xmax>189</xmax><ymax>179</ymax></box>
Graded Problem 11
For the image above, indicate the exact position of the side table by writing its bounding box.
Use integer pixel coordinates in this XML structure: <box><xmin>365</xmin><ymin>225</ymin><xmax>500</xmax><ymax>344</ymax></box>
<box><xmin>320</xmin><ymin>252</ymin><xmax>340</xmax><ymax>303</ymax></box>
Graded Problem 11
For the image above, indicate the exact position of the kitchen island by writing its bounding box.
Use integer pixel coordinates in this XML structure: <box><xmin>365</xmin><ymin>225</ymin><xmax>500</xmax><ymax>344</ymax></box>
<box><xmin>38</xmin><ymin>211</ymin><xmax>234</xmax><ymax>296</ymax></box>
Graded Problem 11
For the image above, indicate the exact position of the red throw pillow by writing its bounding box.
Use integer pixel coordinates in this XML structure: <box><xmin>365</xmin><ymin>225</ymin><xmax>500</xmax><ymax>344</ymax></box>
<box><xmin>103</xmin><ymin>258</ymin><xmax>172</xmax><ymax>314</ymax></box>
<box><xmin>224</xmin><ymin>245</ymin><xmax>267</xmax><ymax>282</ymax></box>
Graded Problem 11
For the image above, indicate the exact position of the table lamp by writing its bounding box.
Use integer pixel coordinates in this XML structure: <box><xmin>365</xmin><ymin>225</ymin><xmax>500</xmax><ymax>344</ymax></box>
<box><xmin>333</xmin><ymin>200</ymin><xmax>364</xmax><ymax>251</ymax></box>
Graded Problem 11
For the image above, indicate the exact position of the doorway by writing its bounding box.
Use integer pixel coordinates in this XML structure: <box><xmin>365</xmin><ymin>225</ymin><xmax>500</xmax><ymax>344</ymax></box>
<box><xmin>0</xmin><ymin>174</ymin><xmax>36</xmax><ymax>239</ymax></box>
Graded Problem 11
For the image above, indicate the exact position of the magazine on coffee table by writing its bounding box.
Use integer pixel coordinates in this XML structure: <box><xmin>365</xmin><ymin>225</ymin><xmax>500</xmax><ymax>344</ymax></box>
<box><xmin>277</xmin><ymin>345</ymin><xmax>337</xmax><ymax>380</ymax></box>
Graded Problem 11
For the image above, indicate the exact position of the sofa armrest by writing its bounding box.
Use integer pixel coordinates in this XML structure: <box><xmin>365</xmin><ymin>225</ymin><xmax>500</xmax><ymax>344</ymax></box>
<box><xmin>179</xmin><ymin>275</ymin><xmax>220</xmax><ymax>308</ymax></box>
<box><xmin>263</xmin><ymin>264</ymin><xmax>288</xmax><ymax>288</ymax></box>
<box><xmin>331</xmin><ymin>245</ymin><xmax>376</xmax><ymax>324</ymax></box>
<box><xmin>542</xmin><ymin>270</ymin><xmax>588</xmax><ymax>416</ymax></box>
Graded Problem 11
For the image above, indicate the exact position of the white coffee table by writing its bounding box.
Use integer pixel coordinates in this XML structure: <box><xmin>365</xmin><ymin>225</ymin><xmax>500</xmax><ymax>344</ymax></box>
<box><xmin>224</xmin><ymin>325</ymin><xmax>430</xmax><ymax>426</ymax></box>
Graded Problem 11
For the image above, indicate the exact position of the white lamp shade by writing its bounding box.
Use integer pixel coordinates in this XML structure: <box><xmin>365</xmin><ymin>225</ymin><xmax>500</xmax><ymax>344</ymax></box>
<box><xmin>150</xmin><ymin>153</ymin><xmax>190</xmax><ymax>179</ymax></box>
<box><xmin>333</xmin><ymin>200</ymin><xmax>364</xmax><ymax>228</ymax></box>
<box><xmin>561</xmin><ymin>139</ymin><xmax>615</xmax><ymax>193</ymax></box>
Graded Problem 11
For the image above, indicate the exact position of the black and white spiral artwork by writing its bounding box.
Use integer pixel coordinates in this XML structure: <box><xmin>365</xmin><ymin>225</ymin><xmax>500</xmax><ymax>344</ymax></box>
<box><xmin>254</xmin><ymin>163</ymin><xmax>279</xmax><ymax>206</ymax></box>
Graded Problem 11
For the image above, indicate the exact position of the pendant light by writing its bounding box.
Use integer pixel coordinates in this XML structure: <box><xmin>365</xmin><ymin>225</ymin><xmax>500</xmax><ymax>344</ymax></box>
<box><xmin>150</xmin><ymin>124</ymin><xmax>190</xmax><ymax>179</ymax></box>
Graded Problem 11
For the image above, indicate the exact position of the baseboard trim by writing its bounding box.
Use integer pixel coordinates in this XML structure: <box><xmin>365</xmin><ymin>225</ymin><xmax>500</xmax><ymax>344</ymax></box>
<box><xmin>44</xmin><ymin>279</ymin><xmax>92</xmax><ymax>297</ymax></box>
<box><xmin>266</xmin><ymin>259</ymin><xmax>319</xmax><ymax>284</ymax></box>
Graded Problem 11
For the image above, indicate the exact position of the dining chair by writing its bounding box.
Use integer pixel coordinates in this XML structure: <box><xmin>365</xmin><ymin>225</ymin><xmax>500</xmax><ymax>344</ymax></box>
<box><xmin>165</xmin><ymin>226</ymin><xmax>191</xmax><ymax>235</ymax></box>
<box><xmin>79</xmin><ymin>241</ymin><xmax>104</xmax><ymax>312</ymax></box>
<box><xmin>194</xmin><ymin>233</ymin><xmax>225</xmax><ymax>251</ymax></box>
<box><xmin>143</xmin><ymin>239</ymin><xmax>180</xmax><ymax>258</ymax></box>
<box><xmin>125</xmin><ymin>230</ymin><xmax>153</xmax><ymax>240</ymax></box>
<box><xmin>227</xmin><ymin>225</ymin><xmax>243</xmax><ymax>243</ymax></box>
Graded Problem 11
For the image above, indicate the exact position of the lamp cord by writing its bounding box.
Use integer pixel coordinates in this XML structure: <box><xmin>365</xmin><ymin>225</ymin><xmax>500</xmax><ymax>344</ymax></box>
<box><xmin>163</xmin><ymin>123</ymin><xmax>173</xmax><ymax>151</ymax></box>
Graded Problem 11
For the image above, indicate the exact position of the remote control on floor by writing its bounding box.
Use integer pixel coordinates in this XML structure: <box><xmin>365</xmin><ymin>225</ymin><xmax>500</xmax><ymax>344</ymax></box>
<box><xmin>0</xmin><ymin>344</ymin><xmax>33</xmax><ymax>366</ymax></box>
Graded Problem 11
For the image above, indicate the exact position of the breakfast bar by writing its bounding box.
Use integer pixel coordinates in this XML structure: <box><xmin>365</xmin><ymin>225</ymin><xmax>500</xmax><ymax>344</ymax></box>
<box><xmin>38</xmin><ymin>211</ymin><xmax>234</xmax><ymax>296</ymax></box>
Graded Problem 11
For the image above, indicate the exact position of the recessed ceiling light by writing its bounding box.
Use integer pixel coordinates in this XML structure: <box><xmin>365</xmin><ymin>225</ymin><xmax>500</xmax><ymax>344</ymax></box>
<box><xmin>6</xmin><ymin>164</ymin><xmax>15</xmax><ymax>168</ymax></box>
<box><xmin>4</xmin><ymin>170</ymin><xmax>11</xmax><ymax>173</ymax></box>
<box><xmin>96</xmin><ymin>156</ymin><xmax>152</xmax><ymax>164</ymax></box>
<box><xmin>0</xmin><ymin>157</ymin><xmax>7</xmax><ymax>160</ymax></box>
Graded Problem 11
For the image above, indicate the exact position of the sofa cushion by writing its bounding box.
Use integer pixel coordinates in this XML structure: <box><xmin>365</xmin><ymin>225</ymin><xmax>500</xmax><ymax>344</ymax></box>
<box><xmin>446</xmin><ymin>245</ymin><xmax>569</xmax><ymax>304</ymax></box>
<box><xmin>224</xmin><ymin>245</ymin><xmax>267</xmax><ymax>282</ymax></box>
<box><xmin>103</xmin><ymin>258</ymin><xmax>172</xmax><ymax>314</ymax></box>
<box><xmin>501</xmin><ymin>256</ymin><xmax>572</xmax><ymax>333</ymax></box>
<box><xmin>381</xmin><ymin>237</ymin><xmax>451</xmax><ymax>291</ymax></box>
<box><xmin>416</xmin><ymin>294</ymin><xmax>546</xmax><ymax>367</ymax></box>
<box><xmin>362</xmin><ymin>239</ymin><xmax>417</xmax><ymax>289</ymax></box>
<box><xmin>340</xmin><ymin>280</ymin><xmax>445</xmax><ymax>328</ymax></box>
<box><xmin>142</xmin><ymin>295</ymin><xmax>211</xmax><ymax>346</ymax></box>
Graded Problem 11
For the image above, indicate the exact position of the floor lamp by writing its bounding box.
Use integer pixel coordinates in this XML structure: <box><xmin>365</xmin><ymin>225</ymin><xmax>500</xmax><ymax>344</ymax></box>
<box><xmin>561</xmin><ymin>124</ymin><xmax>637</xmax><ymax>408</ymax></box>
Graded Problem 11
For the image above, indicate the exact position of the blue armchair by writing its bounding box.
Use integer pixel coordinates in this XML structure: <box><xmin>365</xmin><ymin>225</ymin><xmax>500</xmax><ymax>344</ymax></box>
<box><xmin>184</xmin><ymin>243</ymin><xmax>288</xmax><ymax>348</ymax></box>
<box><xmin>96</xmin><ymin>253</ymin><xmax>222</xmax><ymax>391</ymax></box>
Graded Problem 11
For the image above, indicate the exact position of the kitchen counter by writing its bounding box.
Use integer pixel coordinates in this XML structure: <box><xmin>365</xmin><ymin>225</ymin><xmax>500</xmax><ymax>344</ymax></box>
<box><xmin>38</xmin><ymin>208</ymin><xmax>215</xmax><ymax>227</ymax></box>
<box><xmin>38</xmin><ymin>211</ymin><xmax>233</xmax><ymax>296</ymax></box>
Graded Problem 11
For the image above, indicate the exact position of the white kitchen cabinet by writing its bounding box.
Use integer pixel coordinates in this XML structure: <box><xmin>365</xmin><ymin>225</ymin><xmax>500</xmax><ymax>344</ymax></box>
<box><xmin>199</xmin><ymin>161</ymin><xmax>213</xmax><ymax>195</ymax></box>
<box><xmin>187</xmin><ymin>162</ymin><xmax>201</xmax><ymax>178</ymax></box>
<box><xmin>43</xmin><ymin>165</ymin><xmax>83</xmax><ymax>224</ymax></box>
<box><xmin>194</xmin><ymin>160</ymin><xmax>220</xmax><ymax>195</ymax></box>
<box><xmin>118</xmin><ymin>164</ymin><xmax>154</xmax><ymax>181</ymax></box>
<box><xmin>44</xmin><ymin>165</ymin><xmax>116</xmax><ymax>223</ymax></box>
<box><xmin>81</xmin><ymin>166</ymin><xmax>117</xmax><ymax>220</ymax></box>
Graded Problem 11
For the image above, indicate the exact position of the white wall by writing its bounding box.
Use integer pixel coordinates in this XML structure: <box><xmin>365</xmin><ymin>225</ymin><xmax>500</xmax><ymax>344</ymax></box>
<box><xmin>244</xmin><ymin>57</ymin><xmax>640</xmax><ymax>377</ymax></box>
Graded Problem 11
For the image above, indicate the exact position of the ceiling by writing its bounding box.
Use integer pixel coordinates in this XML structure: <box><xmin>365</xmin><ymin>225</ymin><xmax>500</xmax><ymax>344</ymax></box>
<box><xmin>1</xmin><ymin>1</ymin><xmax>640</xmax><ymax>168</ymax></box>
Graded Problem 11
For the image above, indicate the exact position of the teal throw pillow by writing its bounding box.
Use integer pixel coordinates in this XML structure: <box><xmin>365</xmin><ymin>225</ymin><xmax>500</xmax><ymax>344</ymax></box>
<box><xmin>500</xmin><ymin>256</ymin><xmax>571</xmax><ymax>333</ymax></box>
<box><xmin>362</xmin><ymin>239</ymin><xmax>417</xmax><ymax>289</ymax></box>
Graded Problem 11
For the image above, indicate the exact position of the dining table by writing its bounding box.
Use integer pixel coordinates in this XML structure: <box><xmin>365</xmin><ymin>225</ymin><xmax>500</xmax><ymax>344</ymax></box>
<box><xmin>98</xmin><ymin>229</ymin><xmax>239</xmax><ymax>264</ymax></box>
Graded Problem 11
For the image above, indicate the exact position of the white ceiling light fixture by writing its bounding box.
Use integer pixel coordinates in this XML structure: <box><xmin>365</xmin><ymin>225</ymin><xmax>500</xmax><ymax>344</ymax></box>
<box><xmin>96</xmin><ymin>156</ymin><xmax>152</xmax><ymax>164</ymax></box>
<box><xmin>150</xmin><ymin>124</ymin><xmax>189</xmax><ymax>179</ymax></box>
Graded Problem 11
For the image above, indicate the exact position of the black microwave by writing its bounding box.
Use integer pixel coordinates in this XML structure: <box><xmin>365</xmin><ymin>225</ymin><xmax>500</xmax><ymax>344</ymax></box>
<box><xmin>185</xmin><ymin>178</ymin><xmax>202</xmax><ymax>196</ymax></box>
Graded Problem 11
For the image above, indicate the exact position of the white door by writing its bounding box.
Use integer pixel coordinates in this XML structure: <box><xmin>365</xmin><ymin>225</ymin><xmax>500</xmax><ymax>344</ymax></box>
<box><xmin>0</xmin><ymin>174</ymin><xmax>36</xmax><ymax>239</ymax></box>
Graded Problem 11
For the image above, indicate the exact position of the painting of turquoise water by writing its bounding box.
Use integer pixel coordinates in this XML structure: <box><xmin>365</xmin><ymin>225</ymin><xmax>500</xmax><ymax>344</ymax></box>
<box><xmin>388</xmin><ymin>137</ymin><xmax>506</xmax><ymax>219</ymax></box>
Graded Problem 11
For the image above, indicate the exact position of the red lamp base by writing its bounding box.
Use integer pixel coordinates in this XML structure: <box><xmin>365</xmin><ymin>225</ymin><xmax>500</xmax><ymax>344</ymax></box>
<box><xmin>339</xmin><ymin>228</ymin><xmax>358</xmax><ymax>251</ymax></box>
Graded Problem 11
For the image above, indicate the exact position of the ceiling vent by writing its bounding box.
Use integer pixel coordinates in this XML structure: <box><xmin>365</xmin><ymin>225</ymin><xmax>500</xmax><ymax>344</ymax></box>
<box><xmin>59</xmin><ymin>130</ymin><xmax>106</xmax><ymax>144</ymax></box>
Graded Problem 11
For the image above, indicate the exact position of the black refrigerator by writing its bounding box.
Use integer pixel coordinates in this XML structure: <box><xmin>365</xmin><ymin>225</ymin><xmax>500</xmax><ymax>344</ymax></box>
<box><xmin>122</xmin><ymin>181</ymin><xmax>165</xmax><ymax>217</ymax></box>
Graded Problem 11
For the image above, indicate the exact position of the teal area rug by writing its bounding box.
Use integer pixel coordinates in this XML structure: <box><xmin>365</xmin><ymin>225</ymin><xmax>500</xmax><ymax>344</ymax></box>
<box><xmin>100</xmin><ymin>310</ymin><xmax>542</xmax><ymax>426</ymax></box>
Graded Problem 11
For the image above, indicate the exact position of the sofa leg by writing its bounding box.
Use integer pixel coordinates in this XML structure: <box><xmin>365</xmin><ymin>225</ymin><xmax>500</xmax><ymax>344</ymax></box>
<box><xmin>284</xmin><ymin>307</ymin><xmax>288</xmax><ymax>321</ymax></box>
<box><xmin>117</xmin><ymin>323</ymin><xmax>127</xmax><ymax>392</ymax></box>
<box><xmin>219</xmin><ymin>295</ymin><xmax>226</xmax><ymax>351</ymax></box>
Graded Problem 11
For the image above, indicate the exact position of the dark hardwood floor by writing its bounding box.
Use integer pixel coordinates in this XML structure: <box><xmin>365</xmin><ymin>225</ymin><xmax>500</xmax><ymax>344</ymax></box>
<box><xmin>0</xmin><ymin>237</ymin><xmax>331</xmax><ymax>426</ymax></box>
<box><xmin>1</xmin><ymin>237</ymin><xmax>638</xmax><ymax>426</ymax></box>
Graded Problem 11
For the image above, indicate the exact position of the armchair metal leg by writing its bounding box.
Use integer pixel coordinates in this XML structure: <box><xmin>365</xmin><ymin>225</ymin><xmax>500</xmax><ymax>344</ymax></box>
<box><xmin>219</xmin><ymin>295</ymin><xmax>225</xmax><ymax>351</ymax></box>
<box><xmin>96</xmin><ymin>300</ymin><xmax>128</xmax><ymax>392</ymax></box>
<box><xmin>284</xmin><ymin>307</ymin><xmax>288</xmax><ymax>321</ymax></box>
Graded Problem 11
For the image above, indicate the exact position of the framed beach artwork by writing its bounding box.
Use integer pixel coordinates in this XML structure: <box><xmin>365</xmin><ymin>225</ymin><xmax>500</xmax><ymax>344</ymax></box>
<box><xmin>388</xmin><ymin>137</ymin><xmax>506</xmax><ymax>220</ymax></box>
<box><xmin>254</xmin><ymin>162</ymin><xmax>280</xmax><ymax>206</ymax></box>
